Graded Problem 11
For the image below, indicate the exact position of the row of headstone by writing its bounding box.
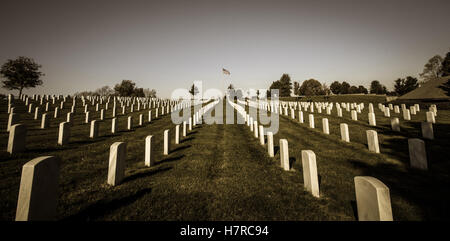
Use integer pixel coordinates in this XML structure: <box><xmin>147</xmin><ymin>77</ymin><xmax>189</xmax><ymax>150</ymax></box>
<box><xmin>234</xmin><ymin>98</ymin><xmax>394</xmax><ymax>220</ymax></box>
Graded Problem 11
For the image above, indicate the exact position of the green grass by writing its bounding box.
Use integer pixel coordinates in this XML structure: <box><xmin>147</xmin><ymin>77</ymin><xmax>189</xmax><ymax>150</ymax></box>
<box><xmin>0</xmin><ymin>96</ymin><xmax>449</xmax><ymax>220</ymax></box>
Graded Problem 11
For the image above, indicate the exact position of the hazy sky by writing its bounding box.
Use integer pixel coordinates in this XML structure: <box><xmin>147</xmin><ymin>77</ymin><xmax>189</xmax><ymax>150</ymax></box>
<box><xmin>1</xmin><ymin>0</ymin><xmax>449</xmax><ymax>98</ymax></box>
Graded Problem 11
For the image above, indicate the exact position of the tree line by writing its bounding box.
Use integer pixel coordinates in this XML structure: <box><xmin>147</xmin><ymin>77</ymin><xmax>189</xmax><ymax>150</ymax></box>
<box><xmin>266</xmin><ymin>50</ymin><xmax>450</xmax><ymax>97</ymax></box>
<box><xmin>75</xmin><ymin>80</ymin><xmax>157</xmax><ymax>97</ymax></box>
<box><xmin>1</xmin><ymin>50</ymin><xmax>449</xmax><ymax>98</ymax></box>
<box><xmin>0</xmin><ymin>56</ymin><xmax>157</xmax><ymax>97</ymax></box>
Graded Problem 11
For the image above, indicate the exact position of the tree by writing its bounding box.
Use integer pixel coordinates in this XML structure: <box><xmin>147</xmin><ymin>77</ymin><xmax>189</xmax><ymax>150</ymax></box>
<box><xmin>133</xmin><ymin>87</ymin><xmax>145</xmax><ymax>97</ymax></box>
<box><xmin>1</xmin><ymin>56</ymin><xmax>44</xmax><ymax>96</ymax></box>
<box><xmin>268</xmin><ymin>80</ymin><xmax>282</xmax><ymax>97</ymax></box>
<box><xmin>340</xmin><ymin>81</ymin><xmax>350</xmax><ymax>94</ymax></box>
<box><xmin>330</xmin><ymin>81</ymin><xmax>342</xmax><ymax>94</ymax></box>
<box><xmin>419</xmin><ymin>55</ymin><xmax>443</xmax><ymax>83</ymax></box>
<box><xmin>114</xmin><ymin>80</ymin><xmax>136</xmax><ymax>96</ymax></box>
<box><xmin>189</xmin><ymin>84</ymin><xmax>199</xmax><ymax>98</ymax></box>
<box><xmin>278</xmin><ymin>73</ymin><xmax>293</xmax><ymax>97</ymax></box>
<box><xmin>348</xmin><ymin>85</ymin><xmax>359</xmax><ymax>94</ymax></box>
<box><xmin>370</xmin><ymin>80</ymin><xmax>387</xmax><ymax>94</ymax></box>
<box><xmin>293</xmin><ymin>81</ymin><xmax>301</xmax><ymax>96</ymax></box>
<box><xmin>95</xmin><ymin>85</ymin><xmax>114</xmax><ymax>96</ymax></box>
<box><xmin>322</xmin><ymin>83</ymin><xmax>330</xmax><ymax>95</ymax></box>
<box><xmin>441</xmin><ymin>51</ymin><xmax>450</xmax><ymax>77</ymax></box>
<box><xmin>299</xmin><ymin>79</ymin><xmax>323</xmax><ymax>96</ymax></box>
<box><xmin>394</xmin><ymin>76</ymin><xmax>419</xmax><ymax>96</ymax></box>
<box><xmin>357</xmin><ymin>85</ymin><xmax>368</xmax><ymax>94</ymax></box>
<box><xmin>143</xmin><ymin>88</ymin><xmax>157</xmax><ymax>98</ymax></box>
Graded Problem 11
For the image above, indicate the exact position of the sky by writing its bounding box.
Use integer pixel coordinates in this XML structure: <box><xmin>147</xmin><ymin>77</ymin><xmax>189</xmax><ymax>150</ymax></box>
<box><xmin>0</xmin><ymin>0</ymin><xmax>449</xmax><ymax>98</ymax></box>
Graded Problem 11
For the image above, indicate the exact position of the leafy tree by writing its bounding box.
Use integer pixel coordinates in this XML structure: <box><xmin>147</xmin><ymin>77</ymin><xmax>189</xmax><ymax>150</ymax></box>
<box><xmin>419</xmin><ymin>55</ymin><xmax>443</xmax><ymax>83</ymax></box>
<box><xmin>340</xmin><ymin>81</ymin><xmax>350</xmax><ymax>94</ymax></box>
<box><xmin>370</xmin><ymin>80</ymin><xmax>387</xmax><ymax>94</ymax></box>
<box><xmin>299</xmin><ymin>79</ymin><xmax>323</xmax><ymax>96</ymax></box>
<box><xmin>189</xmin><ymin>84</ymin><xmax>199</xmax><ymax>98</ymax></box>
<box><xmin>330</xmin><ymin>81</ymin><xmax>342</xmax><ymax>94</ymax></box>
<box><xmin>268</xmin><ymin>80</ymin><xmax>282</xmax><ymax>97</ymax></box>
<box><xmin>133</xmin><ymin>87</ymin><xmax>145</xmax><ymax>97</ymax></box>
<box><xmin>293</xmin><ymin>81</ymin><xmax>301</xmax><ymax>96</ymax></box>
<box><xmin>278</xmin><ymin>73</ymin><xmax>293</xmax><ymax>97</ymax></box>
<box><xmin>1</xmin><ymin>56</ymin><xmax>44</xmax><ymax>96</ymax></box>
<box><xmin>357</xmin><ymin>85</ymin><xmax>368</xmax><ymax>94</ymax></box>
<box><xmin>114</xmin><ymin>80</ymin><xmax>136</xmax><ymax>96</ymax></box>
<box><xmin>143</xmin><ymin>88</ymin><xmax>157</xmax><ymax>98</ymax></box>
<box><xmin>441</xmin><ymin>51</ymin><xmax>450</xmax><ymax>77</ymax></box>
<box><xmin>394</xmin><ymin>76</ymin><xmax>419</xmax><ymax>96</ymax></box>
<box><xmin>348</xmin><ymin>86</ymin><xmax>359</xmax><ymax>94</ymax></box>
<box><xmin>95</xmin><ymin>85</ymin><xmax>114</xmax><ymax>96</ymax></box>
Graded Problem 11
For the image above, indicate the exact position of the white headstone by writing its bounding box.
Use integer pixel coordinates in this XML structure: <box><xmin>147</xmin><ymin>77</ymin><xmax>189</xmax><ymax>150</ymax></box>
<box><xmin>7</xmin><ymin>113</ymin><xmax>20</xmax><ymax>131</ymax></box>
<box><xmin>15</xmin><ymin>156</ymin><xmax>60</xmax><ymax>221</ymax></box>
<box><xmin>301</xmin><ymin>150</ymin><xmax>319</xmax><ymax>198</ymax></box>
<box><xmin>89</xmin><ymin>120</ymin><xmax>99</xmax><ymax>138</ymax></box>
<box><xmin>322</xmin><ymin>118</ymin><xmax>329</xmax><ymax>134</ymax></box>
<box><xmin>259</xmin><ymin>125</ymin><xmax>265</xmax><ymax>145</ymax></box>
<box><xmin>107</xmin><ymin>142</ymin><xmax>127</xmax><ymax>186</ymax></box>
<box><xmin>354</xmin><ymin>176</ymin><xmax>393</xmax><ymax>221</ymax></box>
<box><xmin>127</xmin><ymin>116</ymin><xmax>133</xmax><ymax>130</ymax></box>
<box><xmin>41</xmin><ymin>113</ymin><xmax>49</xmax><ymax>129</ymax></box>
<box><xmin>298</xmin><ymin>111</ymin><xmax>304</xmax><ymax>123</ymax></box>
<box><xmin>111</xmin><ymin>117</ymin><xmax>117</xmax><ymax>134</ymax></box>
<box><xmin>340</xmin><ymin>123</ymin><xmax>350</xmax><ymax>142</ymax></box>
<box><xmin>267</xmin><ymin>132</ymin><xmax>274</xmax><ymax>157</ymax></box>
<box><xmin>308</xmin><ymin>114</ymin><xmax>315</xmax><ymax>128</ymax></box>
<box><xmin>164</xmin><ymin>129</ymin><xmax>170</xmax><ymax>155</ymax></box>
<box><xmin>57</xmin><ymin>122</ymin><xmax>70</xmax><ymax>145</ymax></box>
<box><xmin>145</xmin><ymin>135</ymin><xmax>154</xmax><ymax>167</ymax></box>
<box><xmin>280</xmin><ymin>139</ymin><xmax>289</xmax><ymax>171</ymax></box>
<box><xmin>366</xmin><ymin>130</ymin><xmax>380</xmax><ymax>153</ymax></box>
<box><xmin>175</xmin><ymin>125</ymin><xmax>180</xmax><ymax>144</ymax></box>
<box><xmin>7</xmin><ymin>124</ymin><xmax>27</xmax><ymax>154</ymax></box>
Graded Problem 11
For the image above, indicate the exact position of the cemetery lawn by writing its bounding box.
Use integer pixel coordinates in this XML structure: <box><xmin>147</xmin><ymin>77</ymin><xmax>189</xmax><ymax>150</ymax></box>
<box><xmin>1</xmin><ymin>96</ymin><xmax>449</xmax><ymax>220</ymax></box>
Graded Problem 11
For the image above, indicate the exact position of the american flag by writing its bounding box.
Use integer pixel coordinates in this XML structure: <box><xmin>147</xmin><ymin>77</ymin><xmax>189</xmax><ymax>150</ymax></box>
<box><xmin>222</xmin><ymin>68</ymin><xmax>230</xmax><ymax>75</ymax></box>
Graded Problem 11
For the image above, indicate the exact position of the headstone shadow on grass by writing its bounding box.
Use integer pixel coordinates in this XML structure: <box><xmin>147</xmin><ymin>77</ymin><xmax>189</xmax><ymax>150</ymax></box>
<box><xmin>171</xmin><ymin>145</ymin><xmax>191</xmax><ymax>153</ymax></box>
<box><xmin>187</xmin><ymin>130</ymin><xmax>198</xmax><ymax>136</ymax></box>
<box><xmin>274</xmin><ymin>146</ymin><xmax>280</xmax><ymax>156</ymax></box>
<box><xmin>181</xmin><ymin>136</ymin><xmax>195</xmax><ymax>143</ymax></box>
<box><xmin>157</xmin><ymin>155</ymin><xmax>185</xmax><ymax>165</ymax></box>
<box><xmin>350</xmin><ymin>200</ymin><xmax>358</xmax><ymax>220</ymax></box>
<box><xmin>62</xmin><ymin>187</ymin><xmax>153</xmax><ymax>221</ymax></box>
<box><xmin>123</xmin><ymin>166</ymin><xmax>172</xmax><ymax>183</ymax></box>
<box><xmin>289</xmin><ymin>157</ymin><xmax>296</xmax><ymax>169</ymax></box>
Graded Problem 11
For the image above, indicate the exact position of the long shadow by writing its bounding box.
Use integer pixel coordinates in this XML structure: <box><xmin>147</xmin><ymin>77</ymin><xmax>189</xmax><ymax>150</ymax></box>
<box><xmin>123</xmin><ymin>166</ymin><xmax>172</xmax><ymax>183</ymax></box>
<box><xmin>157</xmin><ymin>155</ymin><xmax>185</xmax><ymax>165</ymax></box>
<box><xmin>62</xmin><ymin>188</ymin><xmax>153</xmax><ymax>221</ymax></box>
<box><xmin>171</xmin><ymin>145</ymin><xmax>191</xmax><ymax>153</ymax></box>
<box><xmin>274</xmin><ymin>146</ymin><xmax>280</xmax><ymax>156</ymax></box>
<box><xmin>26</xmin><ymin>146</ymin><xmax>68</xmax><ymax>153</ymax></box>
<box><xmin>187</xmin><ymin>130</ymin><xmax>198</xmax><ymax>136</ymax></box>
<box><xmin>181</xmin><ymin>136</ymin><xmax>195</xmax><ymax>143</ymax></box>
<box><xmin>69</xmin><ymin>137</ymin><xmax>109</xmax><ymax>145</ymax></box>
<box><xmin>289</xmin><ymin>157</ymin><xmax>296</xmax><ymax>169</ymax></box>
